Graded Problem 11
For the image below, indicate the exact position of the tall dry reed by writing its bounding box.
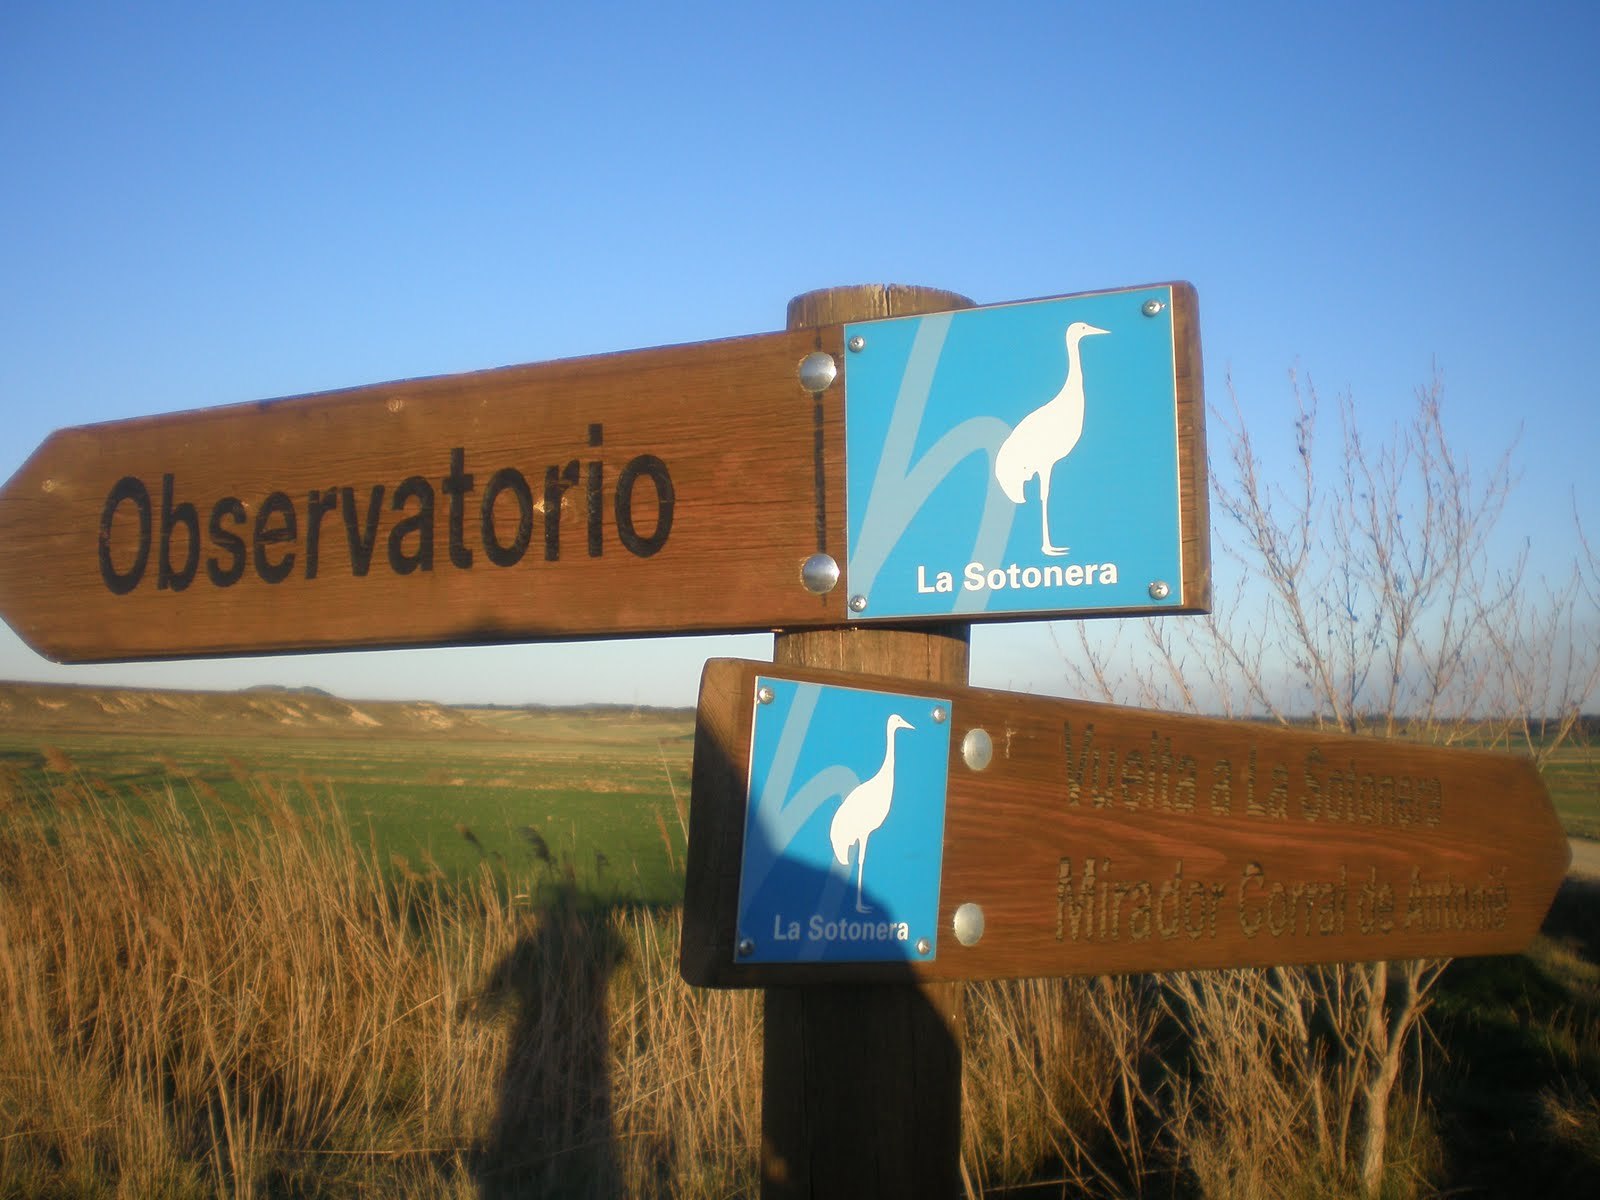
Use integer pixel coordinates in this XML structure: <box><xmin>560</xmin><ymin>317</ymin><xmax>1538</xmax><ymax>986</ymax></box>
<box><xmin>0</xmin><ymin>764</ymin><xmax>759</xmax><ymax>1199</ymax></box>
<box><xmin>1</xmin><ymin>762</ymin><xmax>1437</xmax><ymax>1198</ymax></box>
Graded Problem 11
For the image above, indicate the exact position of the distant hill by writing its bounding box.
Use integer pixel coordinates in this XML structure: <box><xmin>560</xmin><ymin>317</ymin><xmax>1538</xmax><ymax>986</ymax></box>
<box><xmin>0</xmin><ymin>679</ymin><xmax>688</xmax><ymax>740</ymax></box>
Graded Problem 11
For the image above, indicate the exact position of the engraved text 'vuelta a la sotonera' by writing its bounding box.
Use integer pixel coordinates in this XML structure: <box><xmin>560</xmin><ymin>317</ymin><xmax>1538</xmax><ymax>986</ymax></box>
<box><xmin>682</xmin><ymin>662</ymin><xmax>1568</xmax><ymax>986</ymax></box>
<box><xmin>1051</xmin><ymin>718</ymin><xmax>1510</xmax><ymax>949</ymax></box>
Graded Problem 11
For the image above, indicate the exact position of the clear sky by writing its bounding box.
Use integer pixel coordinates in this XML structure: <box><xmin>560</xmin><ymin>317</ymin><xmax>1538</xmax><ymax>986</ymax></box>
<box><xmin>2</xmin><ymin>1</ymin><xmax>1596</xmax><ymax>707</ymax></box>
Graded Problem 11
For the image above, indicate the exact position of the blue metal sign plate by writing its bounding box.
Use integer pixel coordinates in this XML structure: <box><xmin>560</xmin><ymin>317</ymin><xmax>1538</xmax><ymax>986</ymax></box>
<box><xmin>843</xmin><ymin>285</ymin><xmax>1184</xmax><ymax>620</ymax></box>
<box><xmin>735</xmin><ymin>676</ymin><xmax>952</xmax><ymax>964</ymax></box>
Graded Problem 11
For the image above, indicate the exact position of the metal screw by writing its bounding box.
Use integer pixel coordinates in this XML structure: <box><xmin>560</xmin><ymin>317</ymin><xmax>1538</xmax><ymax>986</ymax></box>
<box><xmin>1141</xmin><ymin>299</ymin><xmax>1165</xmax><ymax>317</ymax></box>
<box><xmin>953</xmin><ymin>903</ymin><xmax>985</xmax><ymax>947</ymax></box>
<box><xmin>848</xmin><ymin>594</ymin><xmax>868</xmax><ymax>613</ymax></box>
<box><xmin>1148</xmin><ymin>580</ymin><xmax>1171</xmax><ymax>600</ymax></box>
<box><xmin>962</xmin><ymin>728</ymin><xmax>993</xmax><ymax>771</ymax></box>
<box><xmin>916</xmin><ymin>938</ymin><xmax>931</xmax><ymax>956</ymax></box>
<box><xmin>737</xmin><ymin>937</ymin><xmax>755</xmax><ymax>957</ymax></box>
<box><xmin>798</xmin><ymin>351</ymin><xmax>838</xmax><ymax>392</ymax></box>
<box><xmin>757</xmin><ymin>686</ymin><xmax>775</xmax><ymax>705</ymax></box>
<box><xmin>931</xmin><ymin>706</ymin><xmax>947</xmax><ymax>724</ymax></box>
<box><xmin>848</xmin><ymin>335</ymin><xmax>866</xmax><ymax>352</ymax></box>
<box><xmin>801</xmin><ymin>553</ymin><xmax>840</xmax><ymax>594</ymax></box>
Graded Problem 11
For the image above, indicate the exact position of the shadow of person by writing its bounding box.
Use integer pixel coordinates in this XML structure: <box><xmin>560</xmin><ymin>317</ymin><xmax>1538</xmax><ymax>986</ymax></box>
<box><xmin>474</xmin><ymin>882</ymin><xmax>627</xmax><ymax>1199</ymax></box>
<box><xmin>1543</xmin><ymin>875</ymin><xmax>1600</xmax><ymax>963</ymax></box>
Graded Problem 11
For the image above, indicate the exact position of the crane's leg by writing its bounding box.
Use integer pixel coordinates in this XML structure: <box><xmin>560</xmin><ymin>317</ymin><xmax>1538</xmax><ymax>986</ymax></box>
<box><xmin>855</xmin><ymin>838</ymin><xmax>872</xmax><ymax>913</ymax></box>
<box><xmin>1040</xmin><ymin>468</ymin><xmax>1070</xmax><ymax>556</ymax></box>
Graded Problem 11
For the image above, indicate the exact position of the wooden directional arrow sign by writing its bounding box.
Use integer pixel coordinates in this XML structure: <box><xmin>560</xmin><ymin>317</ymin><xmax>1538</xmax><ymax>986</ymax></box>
<box><xmin>680</xmin><ymin>659</ymin><xmax>1570</xmax><ymax>986</ymax></box>
<box><xmin>0</xmin><ymin>282</ymin><xmax>1205</xmax><ymax>662</ymax></box>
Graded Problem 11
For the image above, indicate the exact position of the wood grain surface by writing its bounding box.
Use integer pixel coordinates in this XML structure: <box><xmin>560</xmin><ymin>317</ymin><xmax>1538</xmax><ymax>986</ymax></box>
<box><xmin>682</xmin><ymin>658</ymin><xmax>1570</xmax><ymax>987</ymax></box>
<box><xmin>1171</xmin><ymin>280</ymin><xmax>1210</xmax><ymax>612</ymax></box>
<box><xmin>0</xmin><ymin>281</ymin><xmax>1206</xmax><ymax>662</ymax></box>
<box><xmin>759</xmin><ymin>283</ymin><xmax>974</xmax><ymax>1200</ymax></box>
<box><xmin>0</xmin><ymin>329</ymin><xmax>848</xmax><ymax>661</ymax></box>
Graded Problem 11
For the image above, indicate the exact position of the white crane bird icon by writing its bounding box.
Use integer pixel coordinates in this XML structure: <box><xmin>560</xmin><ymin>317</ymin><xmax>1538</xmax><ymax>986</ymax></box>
<box><xmin>993</xmin><ymin>320</ymin><xmax>1110</xmax><ymax>556</ymax></box>
<box><xmin>829</xmin><ymin>712</ymin><xmax>914</xmax><ymax>914</ymax></box>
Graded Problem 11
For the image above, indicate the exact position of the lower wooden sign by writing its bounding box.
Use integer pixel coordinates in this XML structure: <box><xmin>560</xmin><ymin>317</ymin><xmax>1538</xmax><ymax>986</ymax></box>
<box><xmin>680</xmin><ymin>659</ymin><xmax>1570</xmax><ymax>986</ymax></box>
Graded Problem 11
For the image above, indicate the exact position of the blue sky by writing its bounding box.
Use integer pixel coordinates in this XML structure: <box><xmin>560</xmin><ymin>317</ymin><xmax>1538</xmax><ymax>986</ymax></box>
<box><xmin>1</xmin><ymin>1</ymin><xmax>1596</xmax><ymax>707</ymax></box>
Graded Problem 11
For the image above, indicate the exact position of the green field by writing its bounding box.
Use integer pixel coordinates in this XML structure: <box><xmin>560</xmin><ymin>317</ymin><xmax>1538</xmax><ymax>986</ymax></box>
<box><xmin>3</xmin><ymin>680</ymin><xmax>1598</xmax><ymax>1197</ymax></box>
<box><xmin>3</xmin><ymin>684</ymin><xmax>1597</xmax><ymax>895</ymax></box>
<box><xmin>1545</xmin><ymin>739</ymin><xmax>1600</xmax><ymax>839</ymax></box>
<box><xmin>0</xmin><ymin>681</ymin><xmax>696</xmax><ymax>904</ymax></box>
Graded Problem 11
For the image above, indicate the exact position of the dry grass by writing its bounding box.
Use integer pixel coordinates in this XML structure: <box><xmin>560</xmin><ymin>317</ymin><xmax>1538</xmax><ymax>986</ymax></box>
<box><xmin>1</xmin><ymin>764</ymin><xmax>1449</xmax><ymax>1199</ymax></box>
<box><xmin>961</xmin><ymin>975</ymin><xmax>1162</xmax><ymax>1196</ymax></box>
<box><xmin>0</xmin><ymin>766</ymin><xmax>759</xmax><ymax>1199</ymax></box>
<box><xmin>958</xmin><ymin>969</ymin><xmax>1443</xmax><ymax>1200</ymax></box>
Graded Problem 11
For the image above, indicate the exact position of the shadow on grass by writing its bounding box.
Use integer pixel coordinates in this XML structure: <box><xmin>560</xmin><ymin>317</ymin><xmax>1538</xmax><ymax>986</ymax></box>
<box><xmin>472</xmin><ymin>885</ymin><xmax>627</xmax><ymax>1200</ymax></box>
<box><xmin>1430</xmin><ymin>876</ymin><xmax>1600</xmax><ymax>1197</ymax></box>
<box><xmin>1543</xmin><ymin>874</ymin><xmax>1600</xmax><ymax>962</ymax></box>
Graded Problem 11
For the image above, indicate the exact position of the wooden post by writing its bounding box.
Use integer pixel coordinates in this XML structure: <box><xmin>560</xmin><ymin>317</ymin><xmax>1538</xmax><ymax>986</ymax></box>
<box><xmin>763</xmin><ymin>284</ymin><xmax>973</xmax><ymax>1199</ymax></box>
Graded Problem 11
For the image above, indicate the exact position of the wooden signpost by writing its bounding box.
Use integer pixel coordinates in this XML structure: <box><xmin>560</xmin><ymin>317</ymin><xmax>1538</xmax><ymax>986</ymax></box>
<box><xmin>681</xmin><ymin>658</ymin><xmax>1571</xmax><ymax>987</ymax></box>
<box><xmin>0</xmin><ymin>280</ymin><xmax>1574</xmax><ymax>1199</ymax></box>
<box><xmin>0</xmin><ymin>281</ymin><xmax>1206</xmax><ymax>663</ymax></box>
<box><xmin>762</xmin><ymin>285</ymin><xmax>974</xmax><ymax>1200</ymax></box>
<box><xmin>0</xmin><ymin>329</ymin><xmax>850</xmax><ymax>660</ymax></box>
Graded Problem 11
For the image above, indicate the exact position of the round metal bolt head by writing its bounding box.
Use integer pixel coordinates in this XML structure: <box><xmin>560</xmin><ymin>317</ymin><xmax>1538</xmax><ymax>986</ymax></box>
<box><xmin>916</xmin><ymin>938</ymin><xmax>932</xmax><ymax>956</ymax></box>
<box><xmin>800</xmin><ymin>553</ymin><xmax>840</xmax><ymax>594</ymax></box>
<box><xmin>798</xmin><ymin>351</ymin><xmax>838</xmax><ymax>392</ymax></box>
<box><xmin>848</xmin><ymin>594</ymin><xmax>868</xmax><ymax>613</ymax></box>
<box><xmin>757</xmin><ymin>686</ymin><xmax>775</xmax><ymax>705</ymax></box>
<box><xmin>1141</xmin><ymin>298</ymin><xmax>1165</xmax><ymax>317</ymax></box>
<box><xmin>953</xmin><ymin>903</ymin><xmax>985</xmax><ymax>947</ymax></box>
<box><xmin>962</xmin><ymin>728</ymin><xmax>993</xmax><ymax>771</ymax></box>
<box><xmin>1148</xmin><ymin>580</ymin><xmax>1171</xmax><ymax>600</ymax></box>
<box><xmin>848</xmin><ymin>335</ymin><xmax>866</xmax><ymax>352</ymax></box>
<box><xmin>737</xmin><ymin>937</ymin><xmax>755</xmax><ymax>957</ymax></box>
<box><xmin>931</xmin><ymin>706</ymin><xmax>947</xmax><ymax>724</ymax></box>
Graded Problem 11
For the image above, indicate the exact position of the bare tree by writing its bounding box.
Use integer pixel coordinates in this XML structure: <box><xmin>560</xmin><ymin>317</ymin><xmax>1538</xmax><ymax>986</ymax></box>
<box><xmin>1061</xmin><ymin>368</ymin><xmax>1599</xmax><ymax>1196</ymax></box>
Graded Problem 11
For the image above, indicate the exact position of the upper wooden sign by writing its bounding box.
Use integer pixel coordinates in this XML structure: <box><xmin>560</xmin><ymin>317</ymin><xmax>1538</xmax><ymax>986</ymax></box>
<box><xmin>681</xmin><ymin>659</ymin><xmax>1570</xmax><ymax>987</ymax></box>
<box><xmin>0</xmin><ymin>283</ymin><xmax>1206</xmax><ymax>662</ymax></box>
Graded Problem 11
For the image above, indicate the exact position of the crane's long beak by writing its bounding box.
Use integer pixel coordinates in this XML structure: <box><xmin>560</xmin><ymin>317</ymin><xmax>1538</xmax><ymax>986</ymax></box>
<box><xmin>1084</xmin><ymin>323</ymin><xmax>1110</xmax><ymax>336</ymax></box>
